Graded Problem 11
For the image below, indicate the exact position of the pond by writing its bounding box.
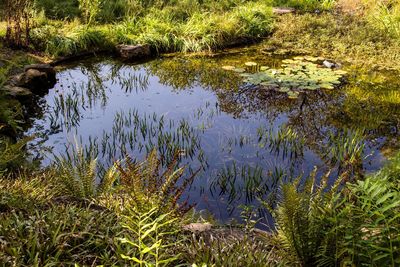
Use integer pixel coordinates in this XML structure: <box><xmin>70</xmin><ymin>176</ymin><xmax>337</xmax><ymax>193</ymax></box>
<box><xmin>26</xmin><ymin>47</ymin><xmax>400</xmax><ymax>226</ymax></box>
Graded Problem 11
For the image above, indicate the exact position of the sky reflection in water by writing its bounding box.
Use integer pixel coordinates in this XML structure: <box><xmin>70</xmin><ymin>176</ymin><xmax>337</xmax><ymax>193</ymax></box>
<box><xmin>26</xmin><ymin>53</ymin><xmax>392</xmax><ymax>225</ymax></box>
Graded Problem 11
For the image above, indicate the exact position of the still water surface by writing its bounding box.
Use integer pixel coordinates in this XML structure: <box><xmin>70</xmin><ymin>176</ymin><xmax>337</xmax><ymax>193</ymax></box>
<box><xmin>26</xmin><ymin>49</ymin><xmax>396</xmax><ymax>225</ymax></box>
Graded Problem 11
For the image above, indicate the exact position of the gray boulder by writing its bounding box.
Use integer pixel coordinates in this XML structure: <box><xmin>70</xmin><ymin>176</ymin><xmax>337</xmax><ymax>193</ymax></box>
<box><xmin>8</xmin><ymin>64</ymin><xmax>56</xmax><ymax>95</ymax></box>
<box><xmin>117</xmin><ymin>44</ymin><xmax>151</xmax><ymax>60</ymax></box>
<box><xmin>1</xmin><ymin>85</ymin><xmax>33</xmax><ymax>101</ymax></box>
<box><xmin>24</xmin><ymin>64</ymin><xmax>56</xmax><ymax>83</ymax></box>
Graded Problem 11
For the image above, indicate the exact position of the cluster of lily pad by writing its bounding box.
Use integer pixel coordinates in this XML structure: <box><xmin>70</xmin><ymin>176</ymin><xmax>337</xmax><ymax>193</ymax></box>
<box><xmin>222</xmin><ymin>56</ymin><xmax>347</xmax><ymax>99</ymax></box>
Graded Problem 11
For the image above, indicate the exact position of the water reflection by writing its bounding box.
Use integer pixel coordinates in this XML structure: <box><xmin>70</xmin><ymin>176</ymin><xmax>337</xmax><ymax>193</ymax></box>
<box><xmin>25</xmin><ymin>52</ymin><xmax>397</xmax><ymax>224</ymax></box>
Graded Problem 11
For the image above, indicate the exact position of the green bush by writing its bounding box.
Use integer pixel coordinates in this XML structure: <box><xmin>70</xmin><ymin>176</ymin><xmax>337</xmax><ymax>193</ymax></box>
<box><xmin>273</xmin><ymin>153</ymin><xmax>400</xmax><ymax>266</ymax></box>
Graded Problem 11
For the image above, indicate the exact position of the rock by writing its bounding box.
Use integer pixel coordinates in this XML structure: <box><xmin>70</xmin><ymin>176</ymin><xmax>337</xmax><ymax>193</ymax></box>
<box><xmin>23</xmin><ymin>69</ymin><xmax>49</xmax><ymax>92</ymax></box>
<box><xmin>24</xmin><ymin>64</ymin><xmax>56</xmax><ymax>83</ymax></box>
<box><xmin>117</xmin><ymin>44</ymin><xmax>151</xmax><ymax>60</ymax></box>
<box><xmin>272</xmin><ymin>7</ymin><xmax>295</xmax><ymax>15</ymax></box>
<box><xmin>9</xmin><ymin>73</ymin><xmax>25</xmax><ymax>86</ymax></box>
<box><xmin>9</xmin><ymin>67</ymin><xmax>56</xmax><ymax>95</ymax></box>
<box><xmin>182</xmin><ymin>223</ymin><xmax>212</xmax><ymax>233</ymax></box>
<box><xmin>323</xmin><ymin>60</ymin><xmax>336</xmax><ymax>69</ymax></box>
<box><xmin>1</xmin><ymin>85</ymin><xmax>33</xmax><ymax>102</ymax></box>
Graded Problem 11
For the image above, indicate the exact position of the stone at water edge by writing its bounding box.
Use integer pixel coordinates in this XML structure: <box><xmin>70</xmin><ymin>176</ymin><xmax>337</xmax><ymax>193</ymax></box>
<box><xmin>8</xmin><ymin>64</ymin><xmax>57</xmax><ymax>96</ymax></box>
<box><xmin>117</xmin><ymin>44</ymin><xmax>151</xmax><ymax>60</ymax></box>
<box><xmin>1</xmin><ymin>85</ymin><xmax>33</xmax><ymax>100</ymax></box>
<box><xmin>182</xmin><ymin>223</ymin><xmax>213</xmax><ymax>233</ymax></box>
<box><xmin>272</xmin><ymin>7</ymin><xmax>295</xmax><ymax>15</ymax></box>
<box><xmin>22</xmin><ymin>69</ymin><xmax>49</xmax><ymax>93</ymax></box>
<box><xmin>323</xmin><ymin>60</ymin><xmax>338</xmax><ymax>69</ymax></box>
<box><xmin>24</xmin><ymin>64</ymin><xmax>56</xmax><ymax>83</ymax></box>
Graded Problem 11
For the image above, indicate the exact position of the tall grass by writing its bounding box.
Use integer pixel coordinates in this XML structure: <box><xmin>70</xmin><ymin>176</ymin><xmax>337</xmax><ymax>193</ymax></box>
<box><xmin>28</xmin><ymin>0</ymin><xmax>274</xmax><ymax>56</ymax></box>
<box><xmin>364</xmin><ymin>0</ymin><xmax>400</xmax><ymax>40</ymax></box>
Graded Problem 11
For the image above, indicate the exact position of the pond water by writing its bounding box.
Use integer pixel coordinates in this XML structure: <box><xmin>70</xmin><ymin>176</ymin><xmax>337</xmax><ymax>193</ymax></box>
<box><xmin>26</xmin><ymin>47</ymin><xmax>400</xmax><ymax>226</ymax></box>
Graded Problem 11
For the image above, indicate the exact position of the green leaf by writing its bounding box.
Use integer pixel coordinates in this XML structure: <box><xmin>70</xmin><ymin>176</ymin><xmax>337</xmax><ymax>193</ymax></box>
<box><xmin>121</xmin><ymin>254</ymin><xmax>143</xmax><ymax>263</ymax></box>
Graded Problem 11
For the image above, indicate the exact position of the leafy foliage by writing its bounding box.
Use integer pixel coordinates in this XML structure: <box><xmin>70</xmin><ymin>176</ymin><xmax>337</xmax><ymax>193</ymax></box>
<box><xmin>115</xmin><ymin>149</ymin><xmax>198</xmax><ymax>213</ymax></box>
<box><xmin>78</xmin><ymin>0</ymin><xmax>101</xmax><ymax>26</ymax></box>
<box><xmin>0</xmin><ymin>204</ymin><xmax>122</xmax><ymax>266</ymax></box>
<box><xmin>273</xmin><ymin>152</ymin><xmax>400</xmax><ymax>267</ymax></box>
<box><xmin>364</xmin><ymin>0</ymin><xmax>400</xmax><ymax>40</ymax></box>
<box><xmin>53</xmin><ymin>143</ymin><xmax>119</xmax><ymax>199</ymax></box>
<box><xmin>0</xmin><ymin>137</ymin><xmax>31</xmax><ymax>174</ymax></box>
<box><xmin>119</xmin><ymin>205</ymin><xmax>180</xmax><ymax>267</ymax></box>
<box><xmin>271</xmin><ymin>0</ymin><xmax>335</xmax><ymax>11</ymax></box>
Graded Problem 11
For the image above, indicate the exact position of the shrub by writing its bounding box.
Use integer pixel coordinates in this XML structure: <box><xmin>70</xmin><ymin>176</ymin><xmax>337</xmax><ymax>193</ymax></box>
<box><xmin>273</xmin><ymin>153</ymin><xmax>400</xmax><ymax>266</ymax></box>
<box><xmin>53</xmin><ymin>143</ymin><xmax>119</xmax><ymax>199</ymax></box>
<box><xmin>78</xmin><ymin>0</ymin><xmax>101</xmax><ymax>25</ymax></box>
<box><xmin>3</xmin><ymin>0</ymin><xmax>34</xmax><ymax>47</ymax></box>
<box><xmin>34</xmin><ymin>0</ymin><xmax>80</xmax><ymax>20</ymax></box>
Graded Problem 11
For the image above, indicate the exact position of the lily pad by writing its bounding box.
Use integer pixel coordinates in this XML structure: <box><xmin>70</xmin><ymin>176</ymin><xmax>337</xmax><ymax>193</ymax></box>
<box><xmin>245</xmin><ymin>62</ymin><xmax>258</xmax><ymax>66</ymax></box>
<box><xmin>233</xmin><ymin>68</ymin><xmax>246</xmax><ymax>73</ymax></box>
<box><xmin>320</xmin><ymin>83</ymin><xmax>334</xmax><ymax>89</ymax></box>
<box><xmin>222</xmin><ymin>65</ymin><xmax>235</xmax><ymax>71</ymax></box>
<box><xmin>278</xmin><ymin>87</ymin><xmax>290</xmax><ymax>93</ymax></box>
<box><xmin>226</xmin><ymin>56</ymin><xmax>347</xmax><ymax>99</ymax></box>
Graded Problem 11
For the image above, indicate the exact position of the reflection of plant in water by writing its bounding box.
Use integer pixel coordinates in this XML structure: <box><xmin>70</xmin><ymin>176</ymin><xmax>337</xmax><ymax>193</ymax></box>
<box><xmin>146</xmin><ymin>58</ymin><xmax>243</xmax><ymax>92</ymax></box>
<box><xmin>108</xmin><ymin>63</ymin><xmax>150</xmax><ymax>93</ymax></box>
<box><xmin>52</xmin><ymin>91</ymin><xmax>80</xmax><ymax>131</ymax></box>
<box><xmin>337</xmin><ymin>70</ymin><xmax>400</xmax><ymax>155</ymax></box>
<box><xmin>258</xmin><ymin>124</ymin><xmax>305</xmax><ymax>160</ymax></box>
<box><xmin>51</xmin><ymin>78</ymin><xmax>106</xmax><ymax>131</ymax></box>
<box><xmin>117</xmin><ymin>72</ymin><xmax>149</xmax><ymax>93</ymax></box>
<box><xmin>210</xmin><ymin>162</ymin><xmax>287</xmax><ymax>216</ymax></box>
<box><xmin>82</xmin><ymin>109</ymin><xmax>207</xmax><ymax>171</ymax></box>
<box><xmin>50</xmin><ymin>64</ymin><xmax>151</xmax><ymax>132</ymax></box>
<box><xmin>324</xmin><ymin>129</ymin><xmax>365</xmax><ymax>181</ymax></box>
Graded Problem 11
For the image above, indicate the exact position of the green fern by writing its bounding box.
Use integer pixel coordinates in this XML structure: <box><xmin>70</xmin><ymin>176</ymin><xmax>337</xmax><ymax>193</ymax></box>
<box><xmin>54</xmin><ymin>143</ymin><xmax>119</xmax><ymax>199</ymax></box>
<box><xmin>116</xmin><ymin>149</ymin><xmax>198</xmax><ymax>213</ymax></box>
<box><xmin>273</xmin><ymin>153</ymin><xmax>400</xmax><ymax>267</ymax></box>
<box><xmin>119</xmin><ymin>205</ymin><xmax>180</xmax><ymax>267</ymax></box>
